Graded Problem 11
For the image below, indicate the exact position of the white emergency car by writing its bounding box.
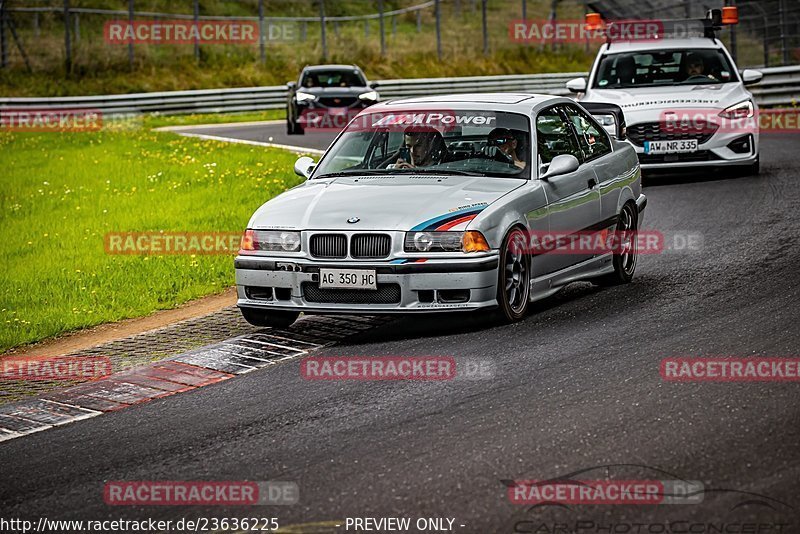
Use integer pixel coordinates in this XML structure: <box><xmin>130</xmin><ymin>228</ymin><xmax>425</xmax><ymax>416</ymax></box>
<box><xmin>567</xmin><ymin>8</ymin><xmax>763</xmax><ymax>174</ymax></box>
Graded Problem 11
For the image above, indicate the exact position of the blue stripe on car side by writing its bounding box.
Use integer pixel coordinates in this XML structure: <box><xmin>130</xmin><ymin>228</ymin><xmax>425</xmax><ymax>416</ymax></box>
<box><xmin>409</xmin><ymin>206</ymin><xmax>486</xmax><ymax>232</ymax></box>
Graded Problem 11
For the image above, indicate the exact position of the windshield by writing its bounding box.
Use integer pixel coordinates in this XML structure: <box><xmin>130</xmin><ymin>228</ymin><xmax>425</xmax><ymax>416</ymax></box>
<box><xmin>301</xmin><ymin>69</ymin><xmax>366</xmax><ymax>88</ymax></box>
<box><xmin>312</xmin><ymin>110</ymin><xmax>531</xmax><ymax>179</ymax></box>
<box><xmin>592</xmin><ymin>49</ymin><xmax>737</xmax><ymax>89</ymax></box>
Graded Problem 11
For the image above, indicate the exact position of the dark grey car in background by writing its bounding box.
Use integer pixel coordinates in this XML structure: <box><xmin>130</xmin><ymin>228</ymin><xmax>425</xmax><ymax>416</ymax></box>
<box><xmin>286</xmin><ymin>64</ymin><xmax>380</xmax><ymax>135</ymax></box>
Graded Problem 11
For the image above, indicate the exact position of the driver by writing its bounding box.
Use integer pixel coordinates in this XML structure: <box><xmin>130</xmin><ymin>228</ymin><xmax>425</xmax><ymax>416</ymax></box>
<box><xmin>487</xmin><ymin>127</ymin><xmax>526</xmax><ymax>169</ymax></box>
<box><xmin>685</xmin><ymin>53</ymin><xmax>716</xmax><ymax>80</ymax></box>
<box><xmin>390</xmin><ymin>126</ymin><xmax>447</xmax><ymax>169</ymax></box>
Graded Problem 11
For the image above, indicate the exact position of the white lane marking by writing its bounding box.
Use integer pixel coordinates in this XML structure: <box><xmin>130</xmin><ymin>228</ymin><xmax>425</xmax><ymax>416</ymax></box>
<box><xmin>154</xmin><ymin>119</ymin><xmax>283</xmax><ymax>132</ymax></box>
<box><xmin>166</xmin><ymin>131</ymin><xmax>326</xmax><ymax>156</ymax></box>
<box><xmin>42</xmin><ymin>399</ymin><xmax>103</xmax><ymax>421</ymax></box>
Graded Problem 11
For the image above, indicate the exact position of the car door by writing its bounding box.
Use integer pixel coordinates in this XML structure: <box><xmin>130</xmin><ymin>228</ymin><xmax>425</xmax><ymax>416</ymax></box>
<box><xmin>562</xmin><ymin>103</ymin><xmax>620</xmax><ymax>234</ymax></box>
<box><xmin>532</xmin><ymin>104</ymin><xmax>602</xmax><ymax>275</ymax></box>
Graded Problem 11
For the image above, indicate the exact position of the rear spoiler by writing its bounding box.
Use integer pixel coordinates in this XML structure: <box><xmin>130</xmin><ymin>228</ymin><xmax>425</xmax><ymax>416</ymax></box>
<box><xmin>579</xmin><ymin>102</ymin><xmax>626</xmax><ymax>141</ymax></box>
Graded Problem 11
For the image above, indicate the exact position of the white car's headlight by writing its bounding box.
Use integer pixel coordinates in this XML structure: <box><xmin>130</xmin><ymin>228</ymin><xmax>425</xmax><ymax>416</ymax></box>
<box><xmin>719</xmin><ymin>100</ymin><xmax>754</xmax><ymax>119</ymax></box>
<box><xmin>593</xmin><ymin>114</ymin><xmax>617</xmax><ymax>136</ymax></box>
<box><xmin>358</xmin><ymin>91</ymin><xmax>379</xmax><ymax>102</ymax></box>
<box><xmin>404</xmin><ymin>231</ymin><xmax>490</xmax><ymax>253</ymax></box>
<box><xmin>295</xmin><ymin>91</ymin><xmax>317</xmax><ymax>104</ymax></box>
<box><xmin>240</xmin><ymin>230</ymin><xmax>301</xmax><ymax>253</ymax></box>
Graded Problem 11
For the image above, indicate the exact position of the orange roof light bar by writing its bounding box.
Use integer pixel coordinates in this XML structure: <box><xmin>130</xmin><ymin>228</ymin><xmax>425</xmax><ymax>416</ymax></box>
<box><xmin>721</xmin><ymin>6</ymin><xmax>738</xmax><ymax>25</ymax></box>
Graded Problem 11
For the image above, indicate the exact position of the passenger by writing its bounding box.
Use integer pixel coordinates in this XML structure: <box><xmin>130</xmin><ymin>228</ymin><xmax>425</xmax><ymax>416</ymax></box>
<box><xmin>487</xmin><ymin>127</ymin><xmax>526</xmax><ymax>169</ymax></box>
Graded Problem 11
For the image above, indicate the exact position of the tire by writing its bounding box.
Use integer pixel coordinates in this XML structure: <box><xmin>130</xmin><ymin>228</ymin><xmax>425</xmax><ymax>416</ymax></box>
<box><xmin>286</xmin><ymin>118</ymin><xmax>304</xmax><ymax>136</ymax></box>
<box><xmin>239</xmin><ymin>307</ymin><xmax>299</xmax><ymax>328</ymax></box>
<box><xmin>495</xmin><ymin>227</ymin><xmax>531</xmax><ymax>323</ymax></box>
<box><xmin>595</xmin><ymin>202</ymin><xmax>638</xmax><ymax>286</ymax></box>
<box><xmin>745</xmin><ymin>155</ymin><xmax>760</xmax><ymax>176</ymax></box>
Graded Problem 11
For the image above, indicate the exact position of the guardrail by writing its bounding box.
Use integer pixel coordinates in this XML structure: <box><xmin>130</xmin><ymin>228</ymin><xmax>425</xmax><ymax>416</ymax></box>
<box><xmin>1</xmin><ymin>67</ymin><xmax>797</xmax><ymax>116</ymax></box>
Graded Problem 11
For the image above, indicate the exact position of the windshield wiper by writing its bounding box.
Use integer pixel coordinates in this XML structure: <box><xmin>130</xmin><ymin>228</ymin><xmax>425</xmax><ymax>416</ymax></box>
<box><xmin>314</xmin><ymin>169</ymin><xmax>420</xmax><ymax>179</ymax></box>
<box><xmin>416</xmin><ymin>169</ymin><xmax>486</xmax><ymax>176</ymax></box>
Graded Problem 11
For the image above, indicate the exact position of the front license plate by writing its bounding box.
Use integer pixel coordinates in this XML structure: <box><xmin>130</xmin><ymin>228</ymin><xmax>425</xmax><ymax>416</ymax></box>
<box><xmin>319</xmin><ymin>269</ymin><xmax>377</xmax><ymax>290</ymax></box>
<box><xmin>644</xmin><ymin>139</ymin><xmax>698</xmax><ymax>154</ymax></box>
<box><xmin>328</xmin><ymin>107</ymin><xmax>347</xmax><ymax>116</ymax></box>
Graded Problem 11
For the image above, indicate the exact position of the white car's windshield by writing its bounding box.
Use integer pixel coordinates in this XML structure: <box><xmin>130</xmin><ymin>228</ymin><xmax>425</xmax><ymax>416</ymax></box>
<box><xmin>313</xmin><ymin>110</ymin><xmax>531</xmax><ymax>179</ymax></box>
<box><xmin>593</xmin><ymin>49</ymin><xmax>737</xmax><ymax>89</ymax></box>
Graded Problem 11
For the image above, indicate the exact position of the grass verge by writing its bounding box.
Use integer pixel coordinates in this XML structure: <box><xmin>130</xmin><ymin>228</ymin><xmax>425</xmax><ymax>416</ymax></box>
<box><xmin>0</xmin><ymin>124</ymin><xmax>305</xmax><ymax>352</ymax></box>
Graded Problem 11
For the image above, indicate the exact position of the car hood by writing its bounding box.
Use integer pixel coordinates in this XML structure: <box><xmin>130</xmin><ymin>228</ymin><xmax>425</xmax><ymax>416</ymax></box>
<box><xmin>248</xmin><ymin>175</ymin><xmax>526</xmax><ymax>232</ymax></box>
<box><xmin>584</xmin><ymin>83</ymin><xmax>752</xmax><ymax>123</ymax></box>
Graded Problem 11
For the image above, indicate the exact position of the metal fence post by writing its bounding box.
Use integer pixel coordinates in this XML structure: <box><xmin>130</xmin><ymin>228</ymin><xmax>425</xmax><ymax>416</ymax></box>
<box><xmin>416</xmin><ymin>10</ymin><xmax>421</xmax><ymax>32</ymax></box>
<box><xmin>522</xmin><ymin>0</ymin><xmax>527</xmax><ymax>20</ymax></box>
<box><xmin>258</xmin><ymin>0</ymin><xmax>265</xmax><ymax>65</ymax></box>
<box><xmin>33</xmin><ymin>12</ymin><xmax>40</xmax><ymax>38</ymax></box>
<box><xmin>74</xmin><ymin>12</ymin><xmax>79</xmax><ymax>42</ymax></box>
<box><xmin>435</xmin><ymin>0</ymin><xmax>441</xmax><ymax>60</ymax></box>
<box><xmin>301</xmin><ymin>21</ymin><xmax>307</xmax><ymax>42</ymax></box>
<box><xmin>379</xmin><ymin>0</ymin><xmax>386</xmax><ymax>56</ymax></box>
<box><xmin>0</xmin><ymin>1</ymin><xmax>6</xmax><ymax>69</ymax></box>
<box><xmin>319</xmin><ymin>0</ymin><xmax>327</xmax><ymax>61</ymax></box>
<box><xmin>193</xmin><ymin>0</ymin><xmax>199</xmax><ymax>63</ymax></box>
<box><xmin>481</xmin><ymin>0</ymin><xmax>488</xmax><ymax>55</ymax></box>
<box><xmin>128</xmin><ymin>0</ymin><xmax>134</xmax><ymax>69</ymax></box>
<box><xmin>63</xmin><ymin>0</ymin><xmax>71</xmax><ymax>73</ymax></box>
<box><xmin>364</xmin><ymin>19</ymin><xmax>369</xmax><ymax>37</ymax></box>
<box><xmin>778</xmin><ymin>0</ymin><xmax>788</xmax><ymax>65</ymax></box>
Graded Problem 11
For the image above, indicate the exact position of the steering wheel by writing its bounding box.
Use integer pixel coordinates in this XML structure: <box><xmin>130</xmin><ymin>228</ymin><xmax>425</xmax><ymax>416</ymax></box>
<box><xmin>685</xmin><ymin>74</ymin><xmax>711</xmax><ymax>82</ymax></box>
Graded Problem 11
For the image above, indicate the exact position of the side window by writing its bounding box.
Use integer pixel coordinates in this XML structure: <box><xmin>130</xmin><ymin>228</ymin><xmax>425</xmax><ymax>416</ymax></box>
<box><xmin>535</xmin><ymin>106</ymin><xmax>583</xmax><ymax>169</ymax></box>
<box><xmin>564</xmin><ymin>105</ymin><xmax>612</xmax><ymax>161</ymax></box>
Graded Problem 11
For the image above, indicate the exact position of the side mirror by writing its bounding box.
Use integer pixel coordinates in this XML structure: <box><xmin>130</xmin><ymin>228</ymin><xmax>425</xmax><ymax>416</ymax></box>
<box><xmin>566</xmin><ymin>77</ymin><xmax>587</xmax><ymax>93</ymax></box>
<box><xmin>369</xmin><ymin>81</ymin><xmax>380</xmax><ymax>89</ymax></box>
<box><xmin>541</xmin><ymin>154</ymin><xmax>580</xmax><ymax>180</ymax></box>
<box><xmin>741</xmin><ymin>69</ymin><xmax>763</xmax><ymax>85</ymax></box>
<box><xmin>294</xmin><ymin>156</ymin><xmax>316</xmax><ymax>179</ymax></box>
<box><xmin>287</xmin><ymin>81</ymin><xmax>297</xmax><ymax>90</ymax></box>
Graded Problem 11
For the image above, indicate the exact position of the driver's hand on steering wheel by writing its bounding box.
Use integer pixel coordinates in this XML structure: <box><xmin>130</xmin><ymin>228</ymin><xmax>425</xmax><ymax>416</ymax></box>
<box><xmin>391</xmin><ymin>158</ymin><xmax>414</xmax><ymax>169</ymax></box>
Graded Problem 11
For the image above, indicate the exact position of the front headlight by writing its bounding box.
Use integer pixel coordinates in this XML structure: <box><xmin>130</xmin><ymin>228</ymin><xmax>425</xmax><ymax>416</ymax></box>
<box><xmin>404</xmin><ymin>231</ymin><xmax>490</xmax><ymax>253</ymax></box>
<box><xmin>719</xmin><ymin>100</ymin><xmax>754</xmax><ymax>119</ymax></box>
<box><xmin>593</xmin><ymin>114</ymin><xmax>617</xmax><ymax>136</ymax></box>
<box><xmin>358</xmin><ymin>90</ymin><xmax>379</xmax><ymax>102</ymax></box>
<box><xmin>240</xmin><ymin>230</ymin><xmax>301</xmax><ymax>253</ymax></box>
<box><xmin>295</xmin><ymin>91</ymin><xmax>317</xmax><ymax>104</ymax></box>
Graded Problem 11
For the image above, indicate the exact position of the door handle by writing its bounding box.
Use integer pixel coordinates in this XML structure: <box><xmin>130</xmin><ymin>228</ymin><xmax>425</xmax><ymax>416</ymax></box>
<box><xmin>588</xmin><ymin>177</ymin><xmax>597</xmax><ymax>189</ymax></box>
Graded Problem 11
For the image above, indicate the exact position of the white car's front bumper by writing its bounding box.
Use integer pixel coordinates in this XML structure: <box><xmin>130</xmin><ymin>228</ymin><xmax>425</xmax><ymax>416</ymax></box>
<box><xmin>631</xmin><ymin>128</ymin><xmax>759</xmax><ymax>170</ymax></box>
<box><xmin>235</xmin><ymin>254</ymin><xmax>500</xmax><ymax>314</ymax></box>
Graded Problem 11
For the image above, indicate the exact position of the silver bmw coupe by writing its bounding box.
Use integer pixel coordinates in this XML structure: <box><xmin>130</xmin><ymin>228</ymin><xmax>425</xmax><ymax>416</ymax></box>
<box><xmin>235</xmin><ymin>94</ymin><xmax>646</xmax><ymax>327</ymax></box>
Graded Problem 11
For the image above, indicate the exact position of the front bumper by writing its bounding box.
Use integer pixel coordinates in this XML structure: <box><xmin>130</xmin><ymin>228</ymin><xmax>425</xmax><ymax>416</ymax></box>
<box><xmin>634</xmin><ymin>130</ymin><xmax>759</xmax><ymax>170</ymax></box>
<box><xmin>235</xmin><ymin>254</ymin><xmax>500</xmax><ymax>314</ymax></box>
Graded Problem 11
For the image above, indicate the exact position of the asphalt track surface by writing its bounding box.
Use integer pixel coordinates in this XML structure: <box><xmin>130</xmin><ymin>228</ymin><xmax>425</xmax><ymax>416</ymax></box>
<box><xmin>2</xmin><ymin>128</ymin><xmax>800</xmax><ymax>533</ymax></box>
